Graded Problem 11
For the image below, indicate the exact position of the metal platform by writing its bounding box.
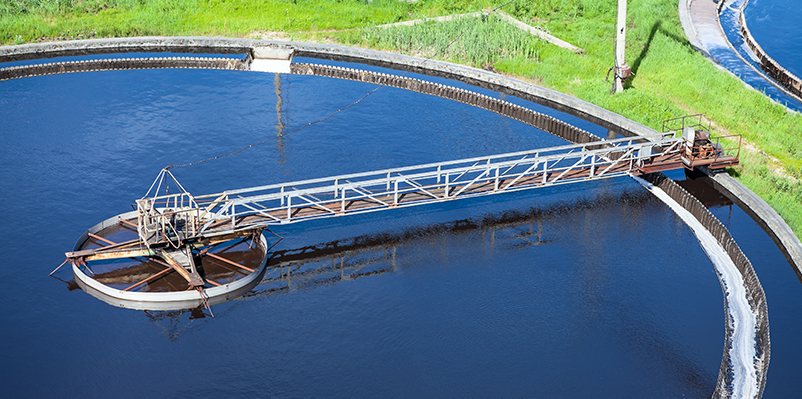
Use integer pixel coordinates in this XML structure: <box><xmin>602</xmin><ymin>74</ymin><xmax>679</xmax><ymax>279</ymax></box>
<box><xmin>68</xmin><ymin>211</ymin><xmax>270</xmax><ymax>311</ymax></box>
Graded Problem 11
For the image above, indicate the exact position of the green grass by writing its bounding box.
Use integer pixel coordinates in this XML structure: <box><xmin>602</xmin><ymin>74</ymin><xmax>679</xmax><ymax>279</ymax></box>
<box><xmin>0</xmin><ymin>0</ymin><xmax>423</xmax><ymax>42</ymax></box>
<box><xmin>2</xmin><ymin>0</ymin><xmax>801</xmax><ymax>238</ymax></box>
<box><xmin>341</xmin><ymin>15</ymin><xmax>543</xmax><ymax>67</ymax></box>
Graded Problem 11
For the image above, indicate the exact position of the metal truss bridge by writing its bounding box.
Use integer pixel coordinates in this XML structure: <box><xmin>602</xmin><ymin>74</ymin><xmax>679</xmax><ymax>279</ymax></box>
<box><xmin>126</xmin><ymin>130</ymin><xmax>736</xmax><ymax>249</ymax></box>
<box><xmin>59</xmin><ymin>109</ymin><xmax>738</xmax><ymax>298</ymax></box>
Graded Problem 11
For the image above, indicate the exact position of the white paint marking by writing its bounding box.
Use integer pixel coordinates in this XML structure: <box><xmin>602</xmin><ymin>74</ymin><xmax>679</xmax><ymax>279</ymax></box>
<box><xmin>250</xmin><ymin>59</ymin><xmax>291</xmax><ymax>74</ymax></box>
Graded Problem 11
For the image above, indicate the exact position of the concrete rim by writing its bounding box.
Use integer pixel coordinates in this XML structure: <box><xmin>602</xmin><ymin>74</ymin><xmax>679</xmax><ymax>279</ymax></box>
<box><xmin>3</xmin><ymin>36</ymin><xmax>799</xmax><ymax>274</ymax></box>
<box><xmin>3</xmin><ymin>35</ymin><xmax>787</xmax><ymax>395</ymax></box>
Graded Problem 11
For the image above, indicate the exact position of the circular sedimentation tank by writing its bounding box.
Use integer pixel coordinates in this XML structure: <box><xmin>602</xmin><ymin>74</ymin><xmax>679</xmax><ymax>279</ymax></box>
<box><xmin>71</xmin><ymin>211</ymin><xmax>270</xmax><ymax>310</ymax></box>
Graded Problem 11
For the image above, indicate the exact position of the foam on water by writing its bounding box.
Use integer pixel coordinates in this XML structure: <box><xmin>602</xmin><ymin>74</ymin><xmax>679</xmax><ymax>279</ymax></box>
<box><xmin>634</xmin><ymin>176</ymin><xmax>758</xmax><ymax>397</ymax></box>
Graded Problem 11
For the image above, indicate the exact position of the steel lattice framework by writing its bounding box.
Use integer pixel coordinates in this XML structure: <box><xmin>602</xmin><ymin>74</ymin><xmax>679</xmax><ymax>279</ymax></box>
<box><xmin>135</xmin><ymin>133</ymin><xmax>689</xmax><ymax>245</ymax></box>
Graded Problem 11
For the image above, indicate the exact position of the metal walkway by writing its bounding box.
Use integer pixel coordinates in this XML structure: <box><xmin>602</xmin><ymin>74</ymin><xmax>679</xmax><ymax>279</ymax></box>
<box><xmin>131</xmin><ymin>130</ymin><xmax>737</xmax><ymax>247</ymax></box>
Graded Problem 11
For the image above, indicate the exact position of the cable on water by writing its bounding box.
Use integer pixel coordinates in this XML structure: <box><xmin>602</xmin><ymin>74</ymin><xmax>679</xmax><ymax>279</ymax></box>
<box><xmin>163</xmin><ymin>85</ymin><xmax>381</xmax><ymax>170</ymax></box>
<box><xmin>163</xmin><ymin>0</ymin><xmax>519</xmax><ymax>172</ymax></box>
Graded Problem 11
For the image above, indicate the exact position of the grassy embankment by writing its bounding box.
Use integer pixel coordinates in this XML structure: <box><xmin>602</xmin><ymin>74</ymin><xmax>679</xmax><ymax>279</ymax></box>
<box><xmin>2</xmin><ymin>0</ymin><xmax>801</xmax><ymax>238</ymax></box>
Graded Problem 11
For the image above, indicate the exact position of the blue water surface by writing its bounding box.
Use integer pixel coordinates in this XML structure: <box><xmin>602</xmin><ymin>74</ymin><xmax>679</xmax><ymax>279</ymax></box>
<box><xmin>744</xmin><ymin>0</ymin><xmax>802</xmax><ymax>80</ymax></box>
<box><xmin>716</xmin><ymin>0</ymin><xmax>802</xmax><ymax>111</ymax></box>
<box><xmin>0</xmin><ymin>58</ymin><xmax>790</xmax><ymax>397</ymax></box>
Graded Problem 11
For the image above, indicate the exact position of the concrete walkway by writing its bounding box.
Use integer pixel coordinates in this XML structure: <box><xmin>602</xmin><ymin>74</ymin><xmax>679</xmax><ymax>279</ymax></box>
<box><xmin>687</xmin><ymin>0</ymin><xmax>728</xmax><ymax>55</ymax></box>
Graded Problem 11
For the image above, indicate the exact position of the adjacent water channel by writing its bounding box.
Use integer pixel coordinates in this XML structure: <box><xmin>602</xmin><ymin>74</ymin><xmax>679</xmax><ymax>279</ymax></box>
<box><xmin>712</xmin><ymin>0</ymin><xmax>802</xmax><ymax>111</ymax></box>
<box><xmin>743</xmin><ymin>0</ymin><xmax>802</xmax><ymax>81</ymax></box>
<box><xmin>1</xmin><ymin>55</ymin><xmax>800</xmax><ymax>396</ymax></box>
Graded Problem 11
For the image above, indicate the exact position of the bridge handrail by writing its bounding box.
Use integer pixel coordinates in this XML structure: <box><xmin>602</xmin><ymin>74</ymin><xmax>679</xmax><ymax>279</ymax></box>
<box><xmin>135</xmin><ymin>133</ymin><xmax>685</xmax><ymax>242</ymax></box>
<box><xmin>209</xmin><ymin>135</ymin><xmax>677</xmax><ymax>205</ymax></box>
<box><xmin>205</xmin><ymin>137</ymin><xmax>680</xmax><ymax>223</ymax></box>
<box><xmin>216</xmin><ymin>133</ymin><xmax>675</xmax><ymax>196</ymax></box>
<box><xmin>662</xmin><ymin>113</ymin><xmax>712</xmax><ymax>134</ymax></box>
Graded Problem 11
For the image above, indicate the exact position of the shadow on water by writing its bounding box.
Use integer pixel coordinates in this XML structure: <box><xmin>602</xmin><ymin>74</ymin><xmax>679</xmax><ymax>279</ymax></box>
<box><xmin>124</xmin><ymin>189</ymin><xmax>651</xmax><ymax>338</ymax></box>
<box><xmin>131</xmin><ymin>183</ymin><xmax>715</xmax><ymax>389</ymax></box>
<box><xmin>677</xmin><ymin>169</ymin><xmax>734</xmax><ymax>209</ymax></box>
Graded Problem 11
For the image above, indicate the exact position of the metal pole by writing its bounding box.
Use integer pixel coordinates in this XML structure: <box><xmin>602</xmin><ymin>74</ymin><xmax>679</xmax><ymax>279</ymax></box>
<box><xmin>614</xmin><ymin>0</ymin><xmax>628</xmax><ymax>93</ymax></box>
<box><xmin>542</xmin><ymin>161</ymin><xmax>548</xmax><ymax>184</ymax></box>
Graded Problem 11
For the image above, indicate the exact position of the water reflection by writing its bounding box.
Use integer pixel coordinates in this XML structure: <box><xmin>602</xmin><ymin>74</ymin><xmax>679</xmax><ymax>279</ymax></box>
<box><xmin>144</xmin><ymin>309</ymin><xmax>210</xmax><ymax>341</ymax></box>
<box><xmin>138</xmin><ymin>188</ymin><xmax>660</xmax><ymax>339</ymax></box>
<box><xmin>274</xmin><ymin>73</ymin><xmax>288</xmax><ymax>165</ymax></box>
<box><xmin>677</xmin><ymin>169</ymin><xmax>734</xmax><ymax>209</ymax></box>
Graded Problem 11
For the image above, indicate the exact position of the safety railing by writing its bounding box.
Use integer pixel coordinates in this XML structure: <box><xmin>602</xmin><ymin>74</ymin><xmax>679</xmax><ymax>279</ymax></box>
<box><xmin>135</xmin><ymin>133</ymin><xmax>683</xmax><ymax>242</ymax></box>
<box><xmin>136</xmin><ymin>192</ymin><xmax>202</xmax><ymax>246</ymax></box>
<box><xmin>663</xmin><ymin>114</ymin><xmax>741</xmax><ymax>169</ymax></box>
<box><xmin>681</xmin><ymin>133</ymin><xmax>742</xmax><ymax>168</ymax></box>
<box><xmin>662</xmin><ymin>113</ymin><xmax>712</xmax><ymax>134</ymax></box>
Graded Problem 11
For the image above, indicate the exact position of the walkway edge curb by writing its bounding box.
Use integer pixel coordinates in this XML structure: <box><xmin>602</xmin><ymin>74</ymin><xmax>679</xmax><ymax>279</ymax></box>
<box><xmin>0</xmin><ymin>37</ymin><xmax>655</xmax><ymax>139</ymax></box>
<box><xmin>700</xmin><ymin>166</ymin><xmax>802</xmax><ymax>282</ymax></box>
<box><xmin>678</xmin><ymin>0</ymin><xmax>711</xmax><ymax>58</ymax></box>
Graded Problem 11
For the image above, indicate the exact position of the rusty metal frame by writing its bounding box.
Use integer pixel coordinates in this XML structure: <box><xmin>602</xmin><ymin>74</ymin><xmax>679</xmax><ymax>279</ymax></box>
<box><xmin>661</xmin><ymin>115</ymin><xmax>742</xmax><ymax>169</ymax></box>
<box><xmin>661</xmin><ymin>113</ymin><xmax>712</xmax><ymax>134</ymax></box>
<box><xmin>680</xmin><ymin>133</ymin><xmax>743</xmax><ymax>169</ymax></box>
<box><xmin>135</xmin><ymin>133</ymin><xmax>683</xmax><ymax>244</ymax></box>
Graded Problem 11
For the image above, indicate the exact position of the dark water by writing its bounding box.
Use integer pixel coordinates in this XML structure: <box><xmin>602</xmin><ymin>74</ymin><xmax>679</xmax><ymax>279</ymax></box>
<box><xmin>0</xmin><ymin>57</ymin><xmax>798</xmax><ymax>396</ymax></box>
<box><xmin>744</xmin><ymin>0</ymin><xmax>802</xmax><ymax>81</ymax></box>
<box><xmin>718</xmin><ymin>4</ymin><xmax>802</xmax><ymax>394</ymax></box>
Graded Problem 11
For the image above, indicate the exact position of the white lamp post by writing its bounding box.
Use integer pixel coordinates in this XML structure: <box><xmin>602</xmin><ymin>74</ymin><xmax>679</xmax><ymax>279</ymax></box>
<box><xmin>614</xmin><ymin>0</ymin><xmax>630</xmax><ymax>93</ymax></box>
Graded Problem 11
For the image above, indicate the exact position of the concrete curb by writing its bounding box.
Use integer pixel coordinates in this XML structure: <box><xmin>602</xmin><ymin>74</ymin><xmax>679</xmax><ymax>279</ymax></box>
<box><xmin>678</xmin><ymin>0</ymin><xmax>712</xmax><ymax>59</ymax></box>
<box><xmin>494</xmin><ymin>10</ymin><xmax>584</xmax><ymax>54</ymax></box>
<box><xmin>0</xmin><ymin>37</ymin><xmax>654</xmax><ymax>139</ymax></box>
<box><xmin>701</xmin><ymin>167</ymin><xmax>802</xmax><ymax>282</ymax></box>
